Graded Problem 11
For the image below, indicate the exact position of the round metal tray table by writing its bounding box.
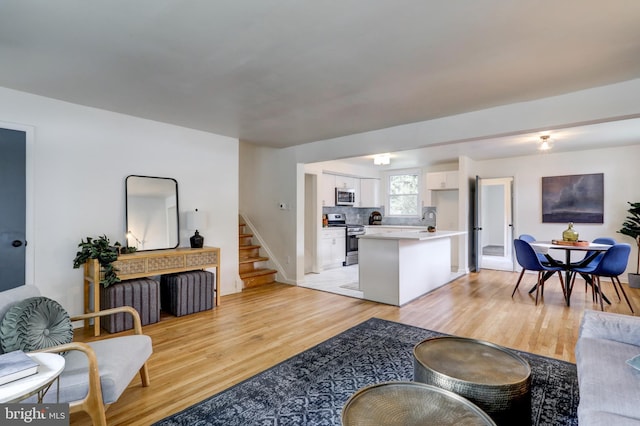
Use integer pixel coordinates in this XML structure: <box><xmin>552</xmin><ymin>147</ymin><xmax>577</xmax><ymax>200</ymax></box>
<box><xmin>342</xmin><ymin>381</ymin><xmax>496</xmax><ymax>426</ymax></box>
<box><xmin>413</xmin><ymin>336</ymin><xmax>531</xmax><ymax>425</ymax></box>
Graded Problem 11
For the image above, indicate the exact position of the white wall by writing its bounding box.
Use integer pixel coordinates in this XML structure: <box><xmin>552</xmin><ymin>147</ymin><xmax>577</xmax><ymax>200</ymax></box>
<box><xmin>470</xmin><ymin>144</ymin><xmax>640</xmax><ymax>277</ymax></box>
<box><xmin>0</xmin><ymin>87</ymin><xmax>240</xmax><ymax>318</ymax></box>
<box><xmin>304</xmin><ymin>159</ymin><xmax>382</xmax><ymax>179</ymax></box>
<box><xmin>431</xmin><ymin>189</ymin><xmax>460</xmax><ymax>269</ymax></box>
<box><xmin>239</xmin><ymin>79</ymin><xmax>640</xmax><ymax>285</ymax></box>
<box><xmin>239</xmin><ymin>142</ymin><xmax>298</xmax><ymax>282</ymax></box>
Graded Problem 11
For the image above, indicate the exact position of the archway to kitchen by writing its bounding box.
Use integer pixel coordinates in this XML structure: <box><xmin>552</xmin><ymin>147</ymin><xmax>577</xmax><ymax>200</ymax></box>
<box><xmin>300</xmin><ymin>169</ymin><xmax>364</xmax><ymax>299</ymax></box>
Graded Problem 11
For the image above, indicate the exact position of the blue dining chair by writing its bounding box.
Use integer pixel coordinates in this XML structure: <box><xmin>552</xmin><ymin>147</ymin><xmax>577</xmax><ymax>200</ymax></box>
<box><xmin>513</xmin><ymin>235</ymin><xmax>552</xmax><ymax>293</ymax></box>
<box><xmin>513</xmin><ymin>239</ymin><xmax>566</xmax><ymax>305</ymax></box>
<box><xmin>570</xmin><ymin>237</ymin><xmax>616</xmax><ymax>295</ymax></box>
<box><xmin>571</xmin><ymin>243</ymin><xmax>633</xmax><ymax>313</ymax></box>
<box><xmin>571</xmin><ymin>237</ymin><xmax>616</xmax><ymax>268</ymax></box>
<box><xmin>518</xmin><ymin>234</ymin><xmax>551</xmax><ymax>263</ymax></box>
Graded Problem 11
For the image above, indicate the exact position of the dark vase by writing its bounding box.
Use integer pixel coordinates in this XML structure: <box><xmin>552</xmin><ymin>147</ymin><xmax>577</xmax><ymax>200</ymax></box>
<box><xmin>190</xmin><ymin>230</ymin><xmax>204</xmax><ymax>248</ymax></box>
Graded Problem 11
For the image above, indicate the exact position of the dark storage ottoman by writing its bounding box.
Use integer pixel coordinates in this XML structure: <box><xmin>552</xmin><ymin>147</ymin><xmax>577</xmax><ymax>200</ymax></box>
<box><xmin>161</xmin><ymin>270</ymin><xmax>215</xmax><ymax>316</ymax></box>
<box><xmin>100</xmin><ymin>277</ymin><xmax>160</xmax><ymax>333</ymax></box>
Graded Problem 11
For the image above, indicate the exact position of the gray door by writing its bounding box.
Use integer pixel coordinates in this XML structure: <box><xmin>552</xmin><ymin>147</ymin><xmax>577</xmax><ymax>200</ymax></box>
<box><xmin>0</xmin><ymin>128</ymin><xmax>26</xmax><ymax>291</ymax></box>
<box><xmin>472</xmin><ymin>175</ymin><xmax>481</xmax><ymax>272</ymax></box>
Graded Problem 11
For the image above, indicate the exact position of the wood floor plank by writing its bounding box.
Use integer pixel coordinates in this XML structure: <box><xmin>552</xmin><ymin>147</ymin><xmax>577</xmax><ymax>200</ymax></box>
<box><xmin>69</xmin><ymin>270</ymin><xmax>640</xmax><ymax>425</ymax></box>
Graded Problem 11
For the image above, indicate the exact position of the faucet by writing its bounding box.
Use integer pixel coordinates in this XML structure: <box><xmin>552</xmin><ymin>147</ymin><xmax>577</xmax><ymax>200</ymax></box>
<box><xmin>421</xmin><ymin>210</ymin><xmax>436</xmax><ymax>225</ymax></box>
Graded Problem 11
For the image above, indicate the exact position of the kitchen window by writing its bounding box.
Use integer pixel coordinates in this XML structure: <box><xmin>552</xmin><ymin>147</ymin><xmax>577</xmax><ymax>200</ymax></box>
<box><xmin>387</xmin><ymin>170</ymin><xmax>420</xmax><ymax>216</ymax></box>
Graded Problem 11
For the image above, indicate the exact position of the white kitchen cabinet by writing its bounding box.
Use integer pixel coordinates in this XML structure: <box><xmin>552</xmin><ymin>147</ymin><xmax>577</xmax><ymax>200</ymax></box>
<box><xmin>335</xmin><ymin>175</ymin><xmax>357</xmax><ymax>189</ymax></box>
<box><xmin>352</xmin><ymin>178</ymin><xmax>361</xmax><ymax>207</ymax></box>
<box><xmin>359</xmin><ymin>178</ymin><xmax>380</xmax><ymax>207</ymax></box>
<box><xmin>321</xmin><ymin>173</ymin><xmax>336</xmax><ymax>207</ymax></box>
<box><xmin>326</xmin><ymin>174</ymin><xmax>360</xmax><ymax>206</ymax></box>
<box><xmin>320</xmin><ymin>228</ymin><xmax>346</xmax><ymax>269</ymax></box>
<box><xmin>426</xmin><ymin>171</ymin><xmax>459</xmax><ymax>190</ymax></box>
<box><xmin>359</xmin><ymin>231</ymin><xmax>464</xmax><ymax>306</ymax></box>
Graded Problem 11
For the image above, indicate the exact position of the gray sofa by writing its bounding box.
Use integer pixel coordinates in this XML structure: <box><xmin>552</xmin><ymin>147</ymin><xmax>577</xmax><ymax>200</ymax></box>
<box><xmin>576</xmin><ymin>310</ymin><xmax>640</xmax><ymax>425</ymax></box>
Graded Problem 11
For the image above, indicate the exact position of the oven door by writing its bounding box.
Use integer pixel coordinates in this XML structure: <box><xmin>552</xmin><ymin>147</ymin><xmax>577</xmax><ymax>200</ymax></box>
<box><xmin>346</xmin><ymin>234</ymin><xmax>358</xmax><ymax>254</ymax></box>
<box><xmin>344</xmin><ymin>231</ymin><xmax>362</xmax><ymax>266</ymax></box>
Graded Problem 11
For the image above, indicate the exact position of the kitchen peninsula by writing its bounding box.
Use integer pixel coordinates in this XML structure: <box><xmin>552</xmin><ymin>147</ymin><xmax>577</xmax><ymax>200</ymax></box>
<box><xmin>358</xmin><ymin>230</ymin><xmax>466</xmax><ymax>306</ymax></box>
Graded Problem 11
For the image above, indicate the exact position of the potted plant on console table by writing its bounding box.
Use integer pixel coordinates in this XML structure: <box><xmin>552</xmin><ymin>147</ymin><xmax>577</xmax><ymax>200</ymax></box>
<box><xmin>619</xmin><ymin>201</ymin><xmax>640</xmax><ymax>288</ymax></box>
<box><xmin>72</xmin><ymin>235</ymin><xmax>121</xmax><ymax>287</ymax></box>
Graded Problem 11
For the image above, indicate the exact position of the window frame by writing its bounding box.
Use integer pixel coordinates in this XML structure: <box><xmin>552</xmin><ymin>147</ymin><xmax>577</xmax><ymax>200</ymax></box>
<box><xmin>386</xmin><ymin>168</ymin><xmax>422</xmax><ymax>217</ymax></box>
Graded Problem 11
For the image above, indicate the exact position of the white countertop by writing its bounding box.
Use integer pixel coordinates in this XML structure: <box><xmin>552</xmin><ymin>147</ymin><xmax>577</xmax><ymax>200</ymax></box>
<box><xmin>364</xmin><ymin>225</ymin><xmax>429</xmax><ymax>229</ymax></box>
<box><xmin>358</xmin><ymin>230</ymin><xmax>466</xmax><ymax>240</ymax></box>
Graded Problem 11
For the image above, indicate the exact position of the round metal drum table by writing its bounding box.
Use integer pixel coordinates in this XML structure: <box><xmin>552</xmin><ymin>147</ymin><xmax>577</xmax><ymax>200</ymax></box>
<box><xmin>342</xmin><ymin>381</ymin><xmax>496</xmax><ymax>426</ymax></box>
<box><xmin>413</xmin><ymin>337</ymin><xmax>531</xmax><ymax>425</ymax></box>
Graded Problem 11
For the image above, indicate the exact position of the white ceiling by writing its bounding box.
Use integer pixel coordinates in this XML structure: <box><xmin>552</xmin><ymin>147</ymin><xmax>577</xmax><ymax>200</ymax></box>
<box><xmin>1</xmin><ymin>1</ymin><xmax>640</xmax><ymax>154</ymax></box>
<box><xmin>338</xmin><ymin>118</ymin><xmax>640</xmax><ymax>169</ymax></box>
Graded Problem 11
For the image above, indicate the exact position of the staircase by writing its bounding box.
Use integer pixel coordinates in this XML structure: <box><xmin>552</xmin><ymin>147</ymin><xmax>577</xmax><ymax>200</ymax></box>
<box><xmin>239</xmin><ymin>220</ymin><xmax>277</xmax><ymax>288</ymax></box>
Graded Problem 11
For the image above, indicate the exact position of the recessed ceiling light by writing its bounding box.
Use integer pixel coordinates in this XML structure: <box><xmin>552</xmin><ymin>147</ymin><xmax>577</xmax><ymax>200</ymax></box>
<box><xmin>373</xmin><ymin>153</ymin><xmax>391</xmax><ymax>165</ymax></box>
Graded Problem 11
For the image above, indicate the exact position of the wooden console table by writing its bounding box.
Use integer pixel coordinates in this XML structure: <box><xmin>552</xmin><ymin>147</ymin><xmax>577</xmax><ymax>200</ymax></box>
<box><xmin>83</xmin><ymin>246</ymin><xmax>220</xmax><ymax>336</ymax></box>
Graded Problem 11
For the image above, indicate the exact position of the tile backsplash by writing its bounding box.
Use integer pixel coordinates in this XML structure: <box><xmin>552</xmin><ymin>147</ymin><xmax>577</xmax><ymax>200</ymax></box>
<box><xmin>322</xmin><ymin>206</ymin><xmax>436</xmax><ymax>227</ymax></box>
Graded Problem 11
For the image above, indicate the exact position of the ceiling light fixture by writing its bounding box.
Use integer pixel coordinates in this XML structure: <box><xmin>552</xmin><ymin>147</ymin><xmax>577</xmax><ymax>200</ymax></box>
<box><xmin>373</xmin><ymin>153</ymin><xmax>391</xmax><ymax>165</ymax></box>
<box><xmin>538</xmin><ymin>135</ymin><xmax>554</xmax><ymax>151</ymax></box>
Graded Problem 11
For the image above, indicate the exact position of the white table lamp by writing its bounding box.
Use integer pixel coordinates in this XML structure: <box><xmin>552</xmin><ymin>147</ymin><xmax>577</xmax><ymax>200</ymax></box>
<box><xmin>187</xmin><ymin>209</ymin><xmax>205</xmax><ymax>248</ymax></box>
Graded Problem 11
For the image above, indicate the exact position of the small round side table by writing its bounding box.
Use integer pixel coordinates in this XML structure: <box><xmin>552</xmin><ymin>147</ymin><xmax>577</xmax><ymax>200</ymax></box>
<box><xmin>0</xmin><ymin>352</ymin><xmax>65</xmax><ymax>403</ymax></box>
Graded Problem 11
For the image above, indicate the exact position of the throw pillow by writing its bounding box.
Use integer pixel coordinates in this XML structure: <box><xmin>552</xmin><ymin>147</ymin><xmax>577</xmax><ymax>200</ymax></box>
<box><xmin>0</xmin><ymin>297</ymin><xmax>73</xmax><ymax>353</ymax></box>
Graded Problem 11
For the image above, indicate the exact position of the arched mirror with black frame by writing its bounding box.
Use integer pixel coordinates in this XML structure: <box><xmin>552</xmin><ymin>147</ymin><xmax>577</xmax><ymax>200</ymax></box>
<box><xmin>125</xmin><ymin>175</ymin><xmax>179</xmax><ymax>251</ymax></box>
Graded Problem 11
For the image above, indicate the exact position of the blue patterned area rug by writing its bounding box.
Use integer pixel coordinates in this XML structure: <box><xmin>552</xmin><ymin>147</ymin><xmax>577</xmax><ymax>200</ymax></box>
<box><xmin>155</xmin><ymin>318</ymin><xmax>578</xmax><ymax>426</ymax></box>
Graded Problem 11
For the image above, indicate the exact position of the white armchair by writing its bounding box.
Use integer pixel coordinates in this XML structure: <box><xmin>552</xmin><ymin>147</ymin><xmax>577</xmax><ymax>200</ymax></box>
<box><xmin>0</xmin><ymin>285</ymin><xmax>152</xmax><ymax>426</ymax></box>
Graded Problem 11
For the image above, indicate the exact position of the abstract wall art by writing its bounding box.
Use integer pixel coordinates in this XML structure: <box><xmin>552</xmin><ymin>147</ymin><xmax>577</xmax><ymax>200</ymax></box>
<box><xmin>541</xmin><ymin>173</ymin><xmax>604</xmax><ymax>223</ymax></box>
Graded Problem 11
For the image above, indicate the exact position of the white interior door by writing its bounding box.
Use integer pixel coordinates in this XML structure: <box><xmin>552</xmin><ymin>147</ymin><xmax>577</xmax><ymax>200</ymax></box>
<box><xmin>478</xmin><ymin>177</ymin><xmax>514</xmax><ymax>271</ymax></box>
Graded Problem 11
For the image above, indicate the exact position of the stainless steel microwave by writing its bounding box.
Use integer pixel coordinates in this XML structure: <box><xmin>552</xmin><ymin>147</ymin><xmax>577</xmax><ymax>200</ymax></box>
<box><xmin>336</xmin><ymin>188</ymin><xmax>356</xmax><ymax>205</ymax></box>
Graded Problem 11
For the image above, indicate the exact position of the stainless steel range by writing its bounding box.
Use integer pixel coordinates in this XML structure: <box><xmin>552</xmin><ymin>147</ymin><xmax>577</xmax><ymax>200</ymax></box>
<box><xmin>326</xmin><ymin>213</ymin><xmax>365</xmax><ymax>266</ymax></box>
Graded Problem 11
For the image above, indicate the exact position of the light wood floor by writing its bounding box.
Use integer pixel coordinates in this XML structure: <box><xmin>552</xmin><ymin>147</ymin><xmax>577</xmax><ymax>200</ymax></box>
<box><xmin>71</xmin><ymin>269</ymin><xmax>640</xmax><ymax>425</ymax></box>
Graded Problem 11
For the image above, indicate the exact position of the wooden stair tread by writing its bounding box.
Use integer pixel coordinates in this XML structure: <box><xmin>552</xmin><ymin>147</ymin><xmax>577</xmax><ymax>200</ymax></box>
<box><xmin>238</xmin><ymin>217</ymin><xmax>275</xmax><ymax>289</ymax></box>
<box><xmin>239</xmin><ymin>244</ymin><xmax>261</xmax><ymax>250</ymax></box>
<box><xmin>240</xmin><ymin>268</ymin><xmax>277</xmax><ymax>278</ymax></box>
<box><xmin>239</xmin><ymin>256</ymin><xmax>269</xmax><ymax>264</ymax></box>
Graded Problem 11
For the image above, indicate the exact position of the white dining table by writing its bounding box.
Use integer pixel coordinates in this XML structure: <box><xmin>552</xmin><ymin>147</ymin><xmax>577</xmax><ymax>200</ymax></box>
<box><xmin>530</xmin><ymin>241</ymin><xmax>612</xmax><ymax>307</ymax></box>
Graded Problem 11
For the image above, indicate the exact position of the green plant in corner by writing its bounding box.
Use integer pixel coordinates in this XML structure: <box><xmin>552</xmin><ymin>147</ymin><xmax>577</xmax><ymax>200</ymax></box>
<box><xmin>72</xmin><ymin>235</ymin><xmax>121</xmax><ymax>287</ymax></box>
<box><xmin>618</xmin><ymin>202</ymin><xmax>640</xmax><ymax>285</ymax></box>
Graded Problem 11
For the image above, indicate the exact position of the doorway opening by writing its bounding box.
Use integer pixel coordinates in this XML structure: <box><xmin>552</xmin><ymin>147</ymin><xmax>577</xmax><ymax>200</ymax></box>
<box><xmin>476</xmin><ymin>177</ymin><xmax>514</xmax><ymax>271</ymax></box>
